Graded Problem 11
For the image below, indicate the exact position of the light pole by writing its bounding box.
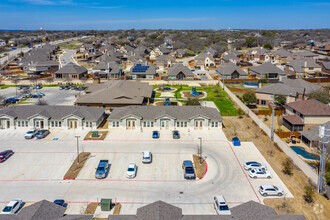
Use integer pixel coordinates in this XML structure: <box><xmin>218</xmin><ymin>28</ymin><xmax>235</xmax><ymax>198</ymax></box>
<box><xmin>270</xmin><ymin>94</ymin><xmax>275</xmax><ymax>142</ymax></box>
<box><xmin>318</xmin><ymin>124</ymin><xmax>329</xmax><ymax>193</ymax></box>
<box><xmin>198</xmin><ymin>137</ymin><xmax>202</xmax><ymax>164</ymax></box>
<box><xmin>75</xmin><ymin>135</ymin><xmax>80</xmax><ymax>164</ymax></box>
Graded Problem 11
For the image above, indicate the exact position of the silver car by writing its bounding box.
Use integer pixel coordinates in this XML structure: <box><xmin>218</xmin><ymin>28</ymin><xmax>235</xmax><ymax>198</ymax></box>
<box><xmin>1</xmin><ymin>199</ymin><xmax>22</xmax><ymax>214</ymax></box>
<box><xmin>142</xmin><ymin>151</ymin><xmax>152</xmax><ymax>163</ymax></box>
<box><xmin>213</xmin><ymin>195</ymin><xmax>231</xmax><ymax>215</ymax></box>
<box><xmin>126</xmin><ymin>162</ymin><xmax>137</xmax><ymax>179</ymax></box>
<box><xmin>259</xmin><ymin>185</ymin><xmax>283</xmax><ymax>197</ymax></box>
<box><xmin>244</xmin><ymin>161</ymin><xmax>266</xmax><ymax>170</ymax></box>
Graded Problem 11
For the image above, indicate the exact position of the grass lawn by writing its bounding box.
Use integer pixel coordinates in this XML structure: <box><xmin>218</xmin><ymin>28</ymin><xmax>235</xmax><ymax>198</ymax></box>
<box><xmin>58</xmin><ymin>40</ymin><xmax>82</xmax><ymax>49</ymax></box>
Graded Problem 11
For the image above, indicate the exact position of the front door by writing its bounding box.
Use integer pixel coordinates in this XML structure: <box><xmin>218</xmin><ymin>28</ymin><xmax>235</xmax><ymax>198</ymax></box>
<box><xmin>160</xmin><ymin>120</ymin><xmax>169</xmax><ymax>130</ymax></box>
<box><xmin>69</xmin><ymin>120</ymin><xmax>78</xmax><ymax>129</ymax></box>
<box><xmin>126</xmin><ymin>120</ymin><xmax>136</xmax><ymax>129</ymax></box>
<box><xmin>40</xmin><ymin>121</ymin><xmax>44</xmax><ymax>129</ymax></box>
<box><xmin>194</xmin><ymin>120</ymin><xmax>203</xmax><ymax>129</ymax></box>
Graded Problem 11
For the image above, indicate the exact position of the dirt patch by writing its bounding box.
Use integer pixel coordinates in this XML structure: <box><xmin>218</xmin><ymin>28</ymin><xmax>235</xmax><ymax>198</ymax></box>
<box><xmin>154</xmin><ymin>101</ymin><xmax>180</xmax><ymax>106</ymax></box>
<box><xmin>222</xmin><ymin>116</ymin><xmax>330</xmax><ymax>220</ymax></box>
<box><xmin>64</xmin><ymin>152</ymin><xmax>91</xmax><ymax>179</ymax></box>
<box><xmin>181</xmin><ymin>91</ymin><xmax>206</xmax><ymax>99</ymax></box>
<box><xmin>84</xmin><ymin>131</ymin><xmax>108</xmax><ymax>140</ymax></box>
<box><xmin>193</xmin><ymin>154</ymin><xmax>207</xmax><ymax>179</ymax></box>
<box><xmin>84</xmin><ymin>202</ymin><xmax>100</xmax><ymax>214</ymax></box>
<box><xmin>113</xmin><ymin>203</ymin><xmax>122</xmax><ymax>215</ymax></box>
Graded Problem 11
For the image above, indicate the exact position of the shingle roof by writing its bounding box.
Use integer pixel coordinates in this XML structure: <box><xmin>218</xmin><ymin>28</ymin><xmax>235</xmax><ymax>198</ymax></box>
<box><xmin>247</xmin><ymin>48</ymin><xmax>269</xmax><ymax>55</ymax></box>
<box><xmin>272</xmin><ymin>49</ymin><xmax>292</xmax><ymax>58</ymax></box>
<box><xmin>227</xmin><ymin>49</ymin><xmax>242</xmax><ymax>56</ymax></box>
<box><xmin>76</xmin><ymin>81</ymin><xmax>153</xmax><ymax>105</ymax></box>
<box><xmin>0</xmin><ymin>105</ymin><xmax>105</xmax><ymax>120</ymax></box>
<box><xmin>136</xmin><ymin>200</ymin><xmax>182</xmax><ymax>220</ymax></box>
<box><xmin>321</xmin><ymin>62</ymin><xmax>330</xmax><ymax>70</ymax></box>
<box><xmin>130</xmin><ymin>63</ymin><xmax>156</xmax><ymax>75</ymax></box>
<box><xmin>230</xmin><ymin>201</ymin><xmax>277</xmax><ymax>220</ymax></box>
<box><xmin>283</xmin><ymin>115</ymin><xmax>304</xmax><ymax>125</ymax></box>
<box><xmin>55</xmin><ymin>63</ymin><xmax>87</xmax><ymax>75</ymax></box>
<box><xmin>167</xmin><ymin>63</ymin><xmax>193</xmax><ymax>76</ymax></box>
<box><xmin>97</xmin><ymin>54</ymin><xmax>120</xmax><ymax>63</ymax></box>
<box><xmin>300</xmin><ymin>121</ymin><xmax>330</xmax><ymax>141</ymax></box>
<box><xmin>222</xmin><ymin>53</ymin><xmax>240</xmax><ymax>62</ymax></box>
<box><xmin>108</xmin><ymin>106</ymin><xmax>223</xmax><ymax>121</ymax></box>
<box><xmin>250</xmin><ymin>62</ymin><xmax>287</xmax><ymax>75</ymax></box>
<box><xmin>292</xmin><ymin>51</ymin><xmax>318</xmax><ymax>57</ymax></box>
<box><xmin>30</xmin><ymin>60</ymin><xmax>59</xmax><ymax>67</ymax></box>
<box><xmin>216</xmin><ymin>63</ymin><xmax>247</xmax><ymax>76</ymax></box>
<box><xmin>286</xmin><ymin>59</ymin><xmax>321</xmax><ymax>72</ymax></box>
<box><xmin>17</xmin><ymin>200</ymin><xmax>66</xmax><ymax>219</ymax></box>
<box><xmin>285</xmin><ymin>99</ymin><xmax>330</xmax><ymax>116</ymax></box>
<box><xmin>93</xmin><ymin>61</ymin><xmax>120</xmax><ymax>74</ymax></box>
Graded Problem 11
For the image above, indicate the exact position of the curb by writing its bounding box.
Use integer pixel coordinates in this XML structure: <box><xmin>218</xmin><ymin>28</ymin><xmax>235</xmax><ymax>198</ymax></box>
<box><xmin>198</xmin><ymin>159</ymin><xmax>208</xmax><ymax>180</ymax></box>
<box><xmin>63</xmin><ymin>178</ymin><xmax>75</xmax><ymax>180</ymax></box>
<box><xmin>83</xmin><ymin>139</ymin><xmax>104</xmax><ymax>141</ymax></box>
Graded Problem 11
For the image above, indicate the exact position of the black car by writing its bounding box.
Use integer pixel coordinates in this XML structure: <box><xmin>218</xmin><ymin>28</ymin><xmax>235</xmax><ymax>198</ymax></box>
<box><xmin>36</xmin><ymin>130</ymin><xmax>50</xmax><ymax>139</ymax></box>
<box><xmin>0</xmin><ymin>150</ymin><xmax>14</xmax><ymax>163</ymax></box>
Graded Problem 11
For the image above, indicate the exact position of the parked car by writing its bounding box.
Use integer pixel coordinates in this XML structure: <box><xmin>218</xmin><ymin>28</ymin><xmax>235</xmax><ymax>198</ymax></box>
<box><xmin>152</xmin><ymin>131</ymin><xmax>159</xmax><ymax>139</ymax></box>
<box><xmin>31</xmin><ymin>94</ymin><xmax>43</xmax><ymax>98</ymax></box>
<box><xmin>182</xmin><ymin>160</ymin><xmax>196</xmax><ymax>179</ymax></box>
<box><xmin>36</xmin><ymin>85</ymin><xmax>42</xmax><ymax>89</ymax></box>
<box><xmin>0</xmin><ymin>150</ymin><xmax>14</xmax><ymax>163</ymax></box>
<box><xmin>249</xmin><ymin>168</ymin><xmax>272</xmax><ymax>179</ymax></box>
<box><xmin>213</xmin><ymin>195</ymin><xmax>231</xmax><ymax>215</ymax></box>
<box><xmin>36</xmin><ymin>130</ymin><xmax>50</xmax><ymax>139</ymax></box>
<box><xmin>21</xmin><ymin>93</ymin><xmax>31</xmax><ymax>98</ymax></box>
<box><xmin>142</xmin><ymin>151</ymin><xmax>152</xmax><ymax>163</ymax></box>
<box><xmin>59</xmin><ymin>86</ymin><xmax>64</xmax><ymax>90</ymax></box>
<box><xmin>53</xmin><ymin>199</ymin><xmax>65</xmax><ymax>207</ymax></box>
<box><xmin>259</xmin><ymin>185</ymin><xmax>283</xmax><ymax>197</ymax></box>
<box><xmin>76</xmin><ymin>86</ymin><xmax>86</xmax><ymax>91</ymax></box>
<box><xmin>24</xmin><ymin>129</ymin><xmax>38</xmax><ymax>139</ymax></box>
<box><xmin>126</xmin><ymin>162</ymin><xmax>137</xmax><ymax>179</ymax></box>
<box><xmin>172</xmin><ymin>130</ymin><xmax>180</xmax><ymax>139</ymax></box>
<box><xmin>64</xmin><ymin>85</ymin><xmax>70</xmax><ymax>90</ymax></box>
<box><xmin>1</xmin><ymin>199</ymin><xmax>22</xmax><ymax>214</ymax></box>
<box><xmin>95</xmin><ymin>160</ymin><xmax>110</xmax><ymax>179</ymax></box>
<box><xmin>5</xmin><ymin>97</ymin><xmax>19</xmax><ymax>104</ymax></box>
<box><xmin>70</xmin><ymin>85</ymin><xmax>77</xmax><ymax>90</ymax></box>
<box><xmin>244</xmin><ymin>161</ymin><xmax>266</xmax><ymax>170</ymax></box>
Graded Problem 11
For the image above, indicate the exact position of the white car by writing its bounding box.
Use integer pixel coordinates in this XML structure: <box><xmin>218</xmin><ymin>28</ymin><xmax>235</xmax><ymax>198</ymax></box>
<box><xmin>24</xmin><ymin>129</ymin><xmax>38</xmax><ymax>139</ymax></box>
<box><xmin>126</xmin><ymin>162</ymin><xmax>137</xmax><ymax>179</ymax></box>
<box><xmin>1</xmin><ymin>199</ymin><xmax>22</xmax><ymax>214</ymax></box>
<box><xmin>244</xmin><ymin>161</ymin><xmax>266</xmax><ymax>170</ymax></box>
<box><xmin>142</xmin><ymin>151</ymin><xmax>152</xmax><ymax>163</ymax></box>
<box><xmin>249</xmin><ymin>168</ymin><xmax>272</xmax><ymax>179</ymax></box>
<box><xmin>213</xmin><ymin>195</ymin><xmax>231</xmax><ymax>215</ymax></box>
<box><xmin>259</xmin><ymin>185</ymin><xmax>283</xmax><ymax>197</ymax></box>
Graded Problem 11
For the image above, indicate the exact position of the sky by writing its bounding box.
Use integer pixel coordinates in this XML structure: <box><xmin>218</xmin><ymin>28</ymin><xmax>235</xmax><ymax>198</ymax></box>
<box><xmin>0</xmin><ymin>0</ymin><xmax>329</xmax><ymax>30</ymax></box>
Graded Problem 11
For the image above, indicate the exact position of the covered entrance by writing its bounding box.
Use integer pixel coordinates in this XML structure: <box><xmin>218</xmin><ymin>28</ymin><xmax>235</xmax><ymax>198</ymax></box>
<box><xmin>34</xmin><ymin>119</ymin><xmax>45</xmax><ymax>129</ymax></box>
<box><xmin>177</xmin><ymin>72</ymin><xmax>186</xmax><ymax>80</ymax></box>
<box><xmin>0</xmin><ymin>119</ymin><xmax>10</xmax><ymax>129</ymax></box>
<box><xmin>126</xmin><ymin>119</ymin><xmax>136</xmax><ymax>129</ymax></box>
<box><xmin>160</xmin><ymin>119</ymin><xmax>170</xmax><ymax>129</ymax></box>
<box><xmin>68</xmin><ymin>119</ymin><xmax>78</xmax><ymax>129</ymax></box>
<box><xmin>194</xmin><ymin>119</ymin><xmax>203</xmax><ymax>129</ymax></box>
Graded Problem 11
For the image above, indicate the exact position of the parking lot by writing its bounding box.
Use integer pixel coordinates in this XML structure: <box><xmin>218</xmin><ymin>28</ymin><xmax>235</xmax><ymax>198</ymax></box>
<box><xmin>0</xmin><ymin>129</ymin><xmax>293</xmax><ymax>215</ymax></box>
<box><xmin>0</xmin><ymin>86</ymin><xmax>80</xmax><ymax>105</ymax></box>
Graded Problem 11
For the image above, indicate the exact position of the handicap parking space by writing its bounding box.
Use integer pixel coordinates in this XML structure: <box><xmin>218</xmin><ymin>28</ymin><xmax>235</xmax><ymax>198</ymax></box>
<box><xmin>233</xmin><ymin>142</ymin><xmax>293</xmax><ymax>200</ymax></box>
<box><xmin>77</xmin><ymin>151</ymin><xmax>192</xmax><ymax>181</ymax></box>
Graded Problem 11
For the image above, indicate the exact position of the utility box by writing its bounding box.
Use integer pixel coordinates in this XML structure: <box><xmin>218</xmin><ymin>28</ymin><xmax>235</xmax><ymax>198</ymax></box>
<box><xmin>91</xmin><ymin>131</ymin><xmax>99</xmax><ymax>138</ymax></box>
<box><xmin>101</xmin><ymin>199</ymin><xmax>112</xmax><ymax>211</ymax></box>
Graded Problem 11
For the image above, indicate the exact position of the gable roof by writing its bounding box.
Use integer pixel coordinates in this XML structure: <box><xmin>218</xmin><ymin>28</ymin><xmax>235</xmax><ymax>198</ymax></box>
<box><xmin>108</xmin><ymin>106</ymin><xmax>223</xmax><ymax>121</ymax></box>
<box><xmin>216</xmin><ymin>63</ymin><xmax>247</xmax><ymax>76</ymax></box>
<box><xmin>285</xmin><ymin>99</ymin><xmax>330</xmax><ymax>116</ymax></box>
<box><xmin>292</xmin><ymin>50</ymin><xmax>318</xmax><ymax>58</ymax></box>
<box><xmin>195</xmin><ymin>53</ymin><xmax>215</xmax><ymax>62</ymax></box>
<box><xmin>168</xmin><ymin>63</ymin><xmax>193</xmax><ymax>76</ymax></box>
<box><xmin>250</xmin><ymin>62</ymin><xmax>287</xmax><ymax>75</ymax></box>
<box><xmin>227</xmin><ymin>49</ymin><xmax>242</xmax><ymax>56</ymax></box>
<box><xmin>230</xmin><ymin>201</ymin><xmax>277</xmax><ymax>219</ymax></box>
<box><xmin>55</xmin><ymin>63</ymin><xmax>87</xmax><ymax>75</ymax></box>
<box><xmin>247</xmin><ymin>48</ymin><xmax>269</xmax><ymax>55</ymax></box>
<box><xmin>222</xmin><ymin>53</ymin><xmax>240</xmax><ymax>62</ymax></box>
<box><xmin>93</xmin><ymin>61</ymin><xmax>120</xmax><ymax>74</ymax></box>
<box><xmin>18</xmin><ymin>200</ymin><xmax>66</xmax><ymax>219</ymax></box>
<box><xmin>272</xmin><ymin>49</ymin><xmax>292</xmax><ymax>58</ymax></box>
<box><xmin>286</xmin><ymin>59</ymin><xmax>321</xmax><ymax>72</ymax></box>
<box><xmin>136</xmin><ymin>200</ymin><xmax>182</xmax><ymax>220</ymax></box>
<box><xmin>321</xmin><ymin>62</ymin><xmax>330</xmax><ymax>70</ymax></box>
<box><xmin>300</xmin><ymin>121</ymin><xmax>330</xmax><ymax>142</ymax></box>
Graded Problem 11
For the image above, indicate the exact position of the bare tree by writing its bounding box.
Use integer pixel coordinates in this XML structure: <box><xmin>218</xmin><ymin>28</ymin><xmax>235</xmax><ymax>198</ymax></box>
<box><xmin>11</xmin><ymin>77</ymin><xmax>20</xmax><ymax>97</ymax></box>
<box><xmin>35</xmin><ymin>98</ymin><xmax>48</xmax><ymax>105</ymax></box>
<box><xmin>45</xmin><ymin>77</ymin><xmax>54</xmax><ymax>85</ymax></box>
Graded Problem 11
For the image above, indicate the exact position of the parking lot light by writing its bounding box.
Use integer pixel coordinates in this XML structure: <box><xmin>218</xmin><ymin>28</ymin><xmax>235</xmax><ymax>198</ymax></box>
<box><xmin>75</xmin><ymin>135</ymin><xmax>80</xmax><ymax>164</ymax></box>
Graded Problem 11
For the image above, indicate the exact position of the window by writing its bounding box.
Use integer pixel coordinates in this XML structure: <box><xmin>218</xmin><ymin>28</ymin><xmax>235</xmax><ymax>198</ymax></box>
<box><xmin>150</xmin><ymin>122</ymin><xmax>154</xmax><ymax>127</ymax></box>
<box><xmin>215</xmin><ymin>122</ymin><xmax>218</xmax><ymax>127</ymax></box>
<box><xmin>177</xmin><ymin>121</ymin><xmax>187</xmax><ymax>127</ymax></box>
<box><xmin>261</xmin><ymin>100</ymin><xmax>266</xmax><ymax>105</ymax></box>
<box><xmin>86</xmin><ymin>122</ymin><xmax>93</xmax><ymax>127</ymax></box>
<box><xmin>143</xmin><ymin>121</ymin><xmax>146</xmax><ymax>127</ymax></box>
<box><xmin>112</xmin><ymin>121</ymin><xmax>119</xmax><ymax>127</ymax></box>
<box><xmin>25</xmin><ymin>121</ymin><xmax>28</xmax><ymax>127</ymax></box>
<box><xmin>51</xmin><ymin>121</ymin><xmax>55</xmax><ymax>127</ymax></box>
<box><xmin>59</xmin><ymin>121</ymin><xmax>62</xmax><ymax>127</ymax></box>
<box><xmin>18</xmin><ymin>121</ymin><xmax>21</xmax><ymax>127</ymax></box>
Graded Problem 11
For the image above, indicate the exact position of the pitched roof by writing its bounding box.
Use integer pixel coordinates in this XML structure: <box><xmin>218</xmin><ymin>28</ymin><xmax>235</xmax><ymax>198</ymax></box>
<box><xmin>230</xmin><ymin>201</ymin><xmax>277</xmax><ymax>219</ymax></box>
<box><xmin>195</xmin><ymin>53</ymin><xmax>215</xmax><ymax>62</ymax></box>
<box><xmin>17</xmin><ymin>200</ymin><xmax>66</xmax><ymax>219</ymax></box>
<box><xmin>300</xmin><ymin>121</ymin><xmax>330</xmax><ymax>141</ymax></box>
<box><xmin>93</xmin><ymin>61</ymin><xmax>120</xmax><ymax>74</ymax></box>
<box><xmin>130</xmin><ymin>63</ymin><xmax>156</xmax><ymax>75</ymax></box>
<box><xmin>76</xmin><ymin>81</ymin><xmax>153</xmax><ymax>105</ymax></box>
<box><xmin>283</xmin><ymin>115</ymin><xmax>304</xmax><ymax>125</ymax></box>
<box><xmin>286</xmin><ymin>59</ymin><xmax>321</xmax><ymax>72</ymax></box>
<box><xmin>216</xmin><ymin>63</ymin><xmax>247</xmax><ymax>76</ymax></box>
<box><xmin>292</xmin><ymin>50</ymin><xmax>318</xmax><ymax>57</ymax></box>
<box><xmin>0</xmin><ymin>105</ymin><xmax>105</xmax><ymax>120</ymax></box>
<box><xmin>155</xmin><ymin>55</ymin><xmax>175</xmax><ymax>63</ymax></box>
<box><xmin>136</xmin><ymin>200</ymin><xmax>182</xmax><ymax>220</ymax></box>
<box><xmin>108</xmin><ymin>106</ymin><xmax>223</xmax><ymax>121</ymax></box>
<box><xmin>55</xmin><ymin>63</ymin><xmax>87</xmax><ymax>75</ymax></box>
<box><xmin>227</xmin><ymin>49</ymin><xmax>242</xmax><ymax>56</ymax></box>
<box><xmin>272</xmin><ymin>49</ymin><xmax>292</xmax><ymax>58</ymax></box>
<box><xmin>97</xmin><ymin>54</ymin><xmax>120</xmax><ymax>63</ymax></box>
<box><xmin>222</xmin><ymin>53</ymin><xmax>240</xmax><ymax>62</ymax></box>
<box><xmin>250</xmin><ymin>62</ymin><xmax>287</xmax><ymax>75</ymax></box>
<box><xmin>30</xmin><ymin>60</ymin><xmax>59</xmax><ymax>67</ymax></box>
<box><xmin>247</xmin><ymin>48</ymin><xmax>269</xmax><ymax>55</ymax></box>
<box><xmin>168</xmin><ymin>63</ymin><xmax>193</xmax><ymax>76</ymax></box>
<box><xmin>285</xmin><ymin>99</ymin><xmax>330</xmax><ymax>116</ymax></box>
<box><xmin>321</xmin><ymin>62</ymin><xmax>330</xmax><ymax>70</ymax></box>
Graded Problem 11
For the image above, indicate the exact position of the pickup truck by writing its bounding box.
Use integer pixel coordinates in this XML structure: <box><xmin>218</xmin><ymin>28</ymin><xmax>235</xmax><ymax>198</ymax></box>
<box><xmin>182</xmin><ymin>160</ymin><xmax>196</xmax><ymax>179</ymax></box>
<box><xmin>95</xmin><ymin>160</ymin><xmax>110</xmax><ymax>179</ymax></box>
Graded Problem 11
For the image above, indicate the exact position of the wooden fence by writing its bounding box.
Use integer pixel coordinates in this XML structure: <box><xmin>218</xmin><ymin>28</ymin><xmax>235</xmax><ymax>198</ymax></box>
<box><xmin>304</xmin><ymin>78</ymin><xmax>330</xmax><ymax>83</ymax></box>
<box><xmin>275</xmin><ymin>131</ymin><xmax>301</xmax><ymax>139</ymax></box>
<box><xmin>253</xmin><ymin>109</ymin><xmax>285</xmax><ymax>115</ymax></box>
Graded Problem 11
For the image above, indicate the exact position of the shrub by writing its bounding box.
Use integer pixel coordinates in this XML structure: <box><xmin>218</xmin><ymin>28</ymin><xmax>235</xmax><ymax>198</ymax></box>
<box><xmin>303</xmin><ymin>185</ymin><xmax>315</xmax><ymax>203</ymax></box>
<box><xmin>282</xmin><ymin>158</ymin><xmax>293</xmax><ymax>175</ymax></box>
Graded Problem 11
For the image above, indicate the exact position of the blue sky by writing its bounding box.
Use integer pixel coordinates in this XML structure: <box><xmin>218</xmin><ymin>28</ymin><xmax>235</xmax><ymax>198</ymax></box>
<box><xmin>0</xmin><ymin>0</ymin><xmax>329</xmax><ymax>30</ymax></box>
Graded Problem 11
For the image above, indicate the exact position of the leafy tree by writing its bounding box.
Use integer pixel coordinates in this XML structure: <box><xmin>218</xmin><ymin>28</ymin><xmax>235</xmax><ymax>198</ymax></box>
<box><xmin>242</xmin><ymin>92</ymin><xmax>257</xmax><ymax>104</ymax></box>
<box><xmin>245</xmin><ymin>37</ymin><xmax>257</xmax><ymax>48</ymax></box>
<box><xmin>185</xmin><ymin>98</ymin><xmax>200</xmax><ymax>106</ymax></box>
<box><xmin>275</xmin><ymin>95</ymin><xmax>286</xmax><ymax>108</ymax></box>
<box><xmin>263</xmin><ymin>43</ymin><xmax>273</xmax><ymax>50</ymax></box>
<box><xmin>308</xmin><ymin>89</ymin><xmax>330</xmax><ymax>104</ymax></box>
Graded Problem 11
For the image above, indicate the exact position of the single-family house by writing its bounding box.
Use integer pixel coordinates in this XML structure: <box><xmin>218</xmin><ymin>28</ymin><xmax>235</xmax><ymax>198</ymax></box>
<box><xmin>194</xmin><ymin>53</ymin><xmax>215</xmax><ymax>69</ymax></box>
<box><xmin>223</xmin><ymin>49</ymin><xmax>243</xmax><ymax>58</ymax></box>
<box><xmin>249</xmin><ymin>62</ymin><xmax>288</xmax><ymax>79</ymax></box>
<box><xmin>0</xmin><ymin>105</ymin><xmax>106</xmax><ymax>130</ymax></box>
<box><xmin>255</xmin><ymin>78</ymin><xmax>322</xmax><ymax>106</ymax></box>
<box><xmin>245</xmin><ymin>48</ymin><xmax>271</xmax><ymax>62</ymax></box>
<box><xmin>28</xmin><ymin>60</ymin><xmax>59</xmax><ymax>75</ymax></box>
<box><xmin>283</xmin><ymin>99</ymin><xmax>330</xmax><ymax>131</ymax></box>
<box><xmin>108</xmin><ymin>106</ymin><xmax>223</xmax><ymax>130</ymax></box>
<box><xmin>130</xmin><ymin>62</ymin><xmax>156</xmax><ymax>79</ymax></box>
<box><xmin>167</xmin><ymin>63</ymin><xmax>194</xmax><ymax>80</ymax></box>
<box><xmin>292</xmin><ymin>50</ymin><xmax>318</xmax><ymax>60</ymax></box>
<box><xmin>125</xmin><ymin>55</ymin><xmax>146</xmax><ymax>71</ymax></box>
<box><xmin>174</xmin><ymin>49</ymin><xmax>188</xmax><ymax>58</ymax></box>
<box><xmin>300</xmin><ymin>121</ymin><xmax>330</xmax><ymax>153</ymax></box>
<box><xmin>221</xmin><ymin>53</ymin><xmax>240</xmax><ymax>65</ymax></box>
<box><xmin>54</xmin><ymin>62</ymin><xmax>88</xmax><ymax>80</ymax></box>
<box><xmin>216</xmin><ymin>63</ymin><xmax>248</xmax><ymax>79</ymax></box>
<box><xmin>285</xmin><ymin>59</ymin><xmax>322</xmax><ymax>78</ymax></box>
<box><xmin>155</xmin><ymin>55</ymin><xmax>176</xmax><ymax>71</ymax></box>
<box><xmin>0</xmin><ymin>39</ymin><xmax>6</xmax><ymax>47</ymax></box>
<box><xmin>92</xmin><ymin>61</ymin><xmax>121</xmax><ymax>79</ymax></box>
<box><xmin>272</xmin><ymin>49</ymin><xmax>293</xmax><ymax>63</ymax></box>
<box><xmin>320</xmin><ymin>62</ymin><xmax>330</xmax><ymax>76</ymax></box>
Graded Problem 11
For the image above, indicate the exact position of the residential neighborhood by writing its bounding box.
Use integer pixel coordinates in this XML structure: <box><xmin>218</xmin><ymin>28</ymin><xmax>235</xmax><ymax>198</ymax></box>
<box><xmin>0</xmin><ymin>2</ymin><xmax>329</xmax><ymax>219</ymax></box>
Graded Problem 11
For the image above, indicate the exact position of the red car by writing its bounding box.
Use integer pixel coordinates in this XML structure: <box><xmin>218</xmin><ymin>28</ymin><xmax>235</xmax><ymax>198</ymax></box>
<box><xmin>0</xmin><ymin>150</ymin><xmax>14</xmax><ymax>163</ymax></box>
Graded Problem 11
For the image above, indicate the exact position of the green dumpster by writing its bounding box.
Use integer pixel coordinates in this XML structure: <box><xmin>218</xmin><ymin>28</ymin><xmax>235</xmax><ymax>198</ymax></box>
<box><xmin>91</xmin><ymin>131</ymin><xmax>99</xmax><ymax>138</ymax></box>
<box><xmin>101</xmin><ymin>199</ymin><xmax>112</xmax><ymax>211</ymax></box>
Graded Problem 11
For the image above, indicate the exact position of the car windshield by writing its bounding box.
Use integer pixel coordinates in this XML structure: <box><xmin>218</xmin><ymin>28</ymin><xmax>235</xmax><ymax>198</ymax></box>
<box><xmin>219</xmin><ymin>205</ymin><xmax>229</xmax><ymax>211</ymax></box>
<box><xmin>3</xmin><ymin>206</ymin><xmax>12</xmax><ymax>212</ymax></box>
<box><xmin>128</xmin><ymin>168</ymin><xmax>135</xmax><ymax>172</ymax></box>
<box><xmin>274</xmin><ymin>186</ymin><xmax>278</xmax><ymax>190</ymax></box>
<box><xmin>143</xmin><ymin>156</ymin><xmax>150</xmax><ymax>159</ymax></box>
<box><xmin>174</xmin><ymin>131</ymin><xmax>178</xmax><ymax>135</ymax></box>
<box><xmin>27</xmin><ymin>131</ymin><xmax>34</xmax><ymax>134</ymax></box>
<box><xmin>185</xmin><ymin>167</ymin><xmax>194</xmax><ymax>173</ymax></box>
<box><xmin>97</xmin><ymin>167</ymin><xmax>104</xmax><ymax>171</ymax></box>
<box><xmin>247</xmin><ymin>162</ymin><xmax>257</xmax><ymax>165</ymax></box>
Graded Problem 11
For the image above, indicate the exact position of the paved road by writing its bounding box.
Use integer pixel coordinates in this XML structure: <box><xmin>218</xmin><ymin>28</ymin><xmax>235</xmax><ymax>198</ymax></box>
<box><xmin>0</xmin><ymin>129</ymin><xmax>292</xmax><ymax>215</ymax></box>
<box><xmin>59</xmin><ymin>50</ymin><xmax>76</xmax><ymax>67</ymax></box>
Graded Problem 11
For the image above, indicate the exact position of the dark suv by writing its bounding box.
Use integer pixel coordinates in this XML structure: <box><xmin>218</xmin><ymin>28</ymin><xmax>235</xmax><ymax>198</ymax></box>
<box><xmin>182</xmin><ymin>160</ymin><xmax>196</xmax><ymax>179</ymax></box>
<box><xmin>0</xmin><ymin>150</ymin><xmax>14</xmax><ymax>163</ymax></box>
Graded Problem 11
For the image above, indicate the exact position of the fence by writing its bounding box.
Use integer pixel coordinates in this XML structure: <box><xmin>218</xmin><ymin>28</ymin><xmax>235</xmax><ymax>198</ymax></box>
<box><xmin>275</xmin><ymin>131</ymin><xmax>301</xmax><ymax>139</ymax></box>
<box><xmin>253</xmin><ymin>109</ymin><xmax>285</xmax><ymax>115</ymax></box>
<box><xmin>304</xmin><ymin>78</ymin><xmax>330</xmax><ymax>83</ymax></box>
<box><xmin>220</xmin><ymin>81</ymin><xmax>319</xmax><ymax>185</ymax></box>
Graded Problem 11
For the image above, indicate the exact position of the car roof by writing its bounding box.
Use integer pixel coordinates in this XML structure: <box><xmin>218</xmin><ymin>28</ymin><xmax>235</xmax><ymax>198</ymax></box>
<box><xmin>143</xmin><ymin>151</ymin><xmax>151</xmax><ymax>156</ymax></box>
<box><xmin>246</xmin><ymin>161</ymin><xmax>258</xmax><ymax>164</ymax></box>
<box><xmin>7</xmin><ymin>200</ymin><xmax>19</xmax><ymax>206</ymax></box>
<box><xmin>261</xmin><ymin>184</ymin><xmax>275</xmax><ymax>189</ymax></box>
<box><xmin>214</xmin><ymin>195</ymin><xmax>227</xmax><ymax>204</ymax></box>
<box><xmin>128</xmin><ymin>163</ymin><xmax>136</xmax><ymax>167</ymax></box>
<box><xmin>184</xmin><ymin>160</ymin><xmax>193</xmax><ymax>165</ymax></box>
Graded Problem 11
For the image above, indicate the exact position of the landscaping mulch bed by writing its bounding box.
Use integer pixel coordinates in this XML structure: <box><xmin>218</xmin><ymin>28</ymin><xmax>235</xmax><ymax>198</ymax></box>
<box><xmin>192</xmin><ymin>154</ymin><xmax>207</xmax><ymax>179</ymax></box>
<box><xmin>181</xmin><ymin>91</ymin><xmax>206</xmax><ymax>99</ymax></box>
<box><xmin>154</xmin><ymin>101</ymin><xmax>179</xmax><ymax>106</ymax></box>
<box><xmin>84</xmin><ymin>131</ymin><xmax>108</xmax><ymax>140</ymax></box>
<box><xmin>63</xmin><ymin>152</ymin><xmax>91</xmax><ymax>179</ymax></box>
<box><xmin>113</xmin><ymin>203</ymin><xmax>122</xmax><ymax>215</ymax></box>
<box><xmin>84</xmin><ymin>202</ymin><xmax>100</xmax><ymax>214</ymax></box>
